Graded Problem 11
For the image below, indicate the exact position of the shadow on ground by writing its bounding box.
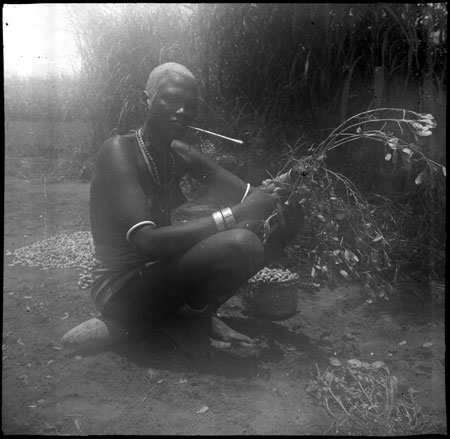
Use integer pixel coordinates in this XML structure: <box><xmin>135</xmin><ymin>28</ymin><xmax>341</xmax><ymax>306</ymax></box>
<box><xmin>78</xmin><ymin>315</ymin><xmax>328</xmax><ymax>380</ymax></box>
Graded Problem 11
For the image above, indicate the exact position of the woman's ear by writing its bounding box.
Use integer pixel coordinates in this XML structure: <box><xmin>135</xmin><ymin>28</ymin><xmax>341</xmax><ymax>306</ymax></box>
<box><xmin>142</xmin><ymin>90</ymin><xmax>150</xmax><ymax>112</ymax></box>
<box><xmin>142</xmin><ymin>90</ymin><xmax>150</xmax><ymax>106</ymax></box>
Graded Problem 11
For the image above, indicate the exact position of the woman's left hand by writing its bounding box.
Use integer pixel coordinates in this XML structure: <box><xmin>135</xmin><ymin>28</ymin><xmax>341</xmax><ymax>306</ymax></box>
<box><xmin>236</xmin><ymin>219</ymin><xmax>264</xmax><ymax>235</ymax></box>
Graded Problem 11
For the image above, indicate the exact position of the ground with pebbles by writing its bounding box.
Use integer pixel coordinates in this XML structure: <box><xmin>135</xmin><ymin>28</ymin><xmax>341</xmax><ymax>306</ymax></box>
<box><xmin>3</xmin><ymin>178</ymin><xmax>446</xmax><ymax>435</ymax></box>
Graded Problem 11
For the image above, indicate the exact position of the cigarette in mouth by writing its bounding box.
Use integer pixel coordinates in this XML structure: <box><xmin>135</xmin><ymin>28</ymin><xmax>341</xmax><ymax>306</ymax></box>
<box><xmin>187</xmin><ymin>126</ymin><xmax>244</xmax><ymax>145</ymax></box>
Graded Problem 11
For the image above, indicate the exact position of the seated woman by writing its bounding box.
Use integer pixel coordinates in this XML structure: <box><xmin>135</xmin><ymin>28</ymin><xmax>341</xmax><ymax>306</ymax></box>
<box><xmin>66</xmin><ymin>62</ymin><xmax>302</xmax><ymax>356</ymax></box>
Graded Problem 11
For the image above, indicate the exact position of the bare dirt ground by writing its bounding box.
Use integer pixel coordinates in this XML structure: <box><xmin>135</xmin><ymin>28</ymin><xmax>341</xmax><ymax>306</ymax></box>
<box><xmin>3</xmin><ymin>177</ymin><xmax>447</xmax><ymax>435</ymax></box>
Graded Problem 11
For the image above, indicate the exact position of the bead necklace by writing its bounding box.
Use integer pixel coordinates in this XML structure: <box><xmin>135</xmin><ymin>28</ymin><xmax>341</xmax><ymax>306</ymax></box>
<box><xmin>136</xmin><ymin>127</ymin><xmax>176</xmax><ymax>189</ymax></box>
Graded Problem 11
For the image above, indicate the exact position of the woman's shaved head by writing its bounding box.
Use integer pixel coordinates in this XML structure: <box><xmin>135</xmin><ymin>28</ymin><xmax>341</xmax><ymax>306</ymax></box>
<box><xmin>144</xmin><ymin>62</ymin><xmax>198</xmax><ymax>142</ymax></box>
<box><xmin>145</xmin><ymin>62</ymin><xmax>196</xmax><ymax>104</ymax></box>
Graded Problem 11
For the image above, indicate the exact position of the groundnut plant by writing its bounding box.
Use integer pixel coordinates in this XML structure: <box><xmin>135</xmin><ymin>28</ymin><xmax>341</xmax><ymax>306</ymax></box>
<box><xmin>266</xmin><ymin>108</ymin><xmax>445</xmax><ymax>297</ymax></box>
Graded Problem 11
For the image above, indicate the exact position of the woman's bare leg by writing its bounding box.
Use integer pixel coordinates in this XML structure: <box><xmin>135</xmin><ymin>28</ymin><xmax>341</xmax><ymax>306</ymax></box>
<box><xmin>161</xmin><ymin>228</ymin><xmax>264</xmax><ymax>349</ymax></box>
<box><xmin>176</xmin><ymin>228</ymin><xmax>265</xmax><ymax>309</ymax></box>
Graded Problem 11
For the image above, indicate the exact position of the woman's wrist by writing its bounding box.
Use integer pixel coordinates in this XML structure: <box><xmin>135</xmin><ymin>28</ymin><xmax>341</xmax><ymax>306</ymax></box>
<box><xmin>230</xmin><ymin>203</ymin><xmax>246</xmax><ymax>225</ymax></box>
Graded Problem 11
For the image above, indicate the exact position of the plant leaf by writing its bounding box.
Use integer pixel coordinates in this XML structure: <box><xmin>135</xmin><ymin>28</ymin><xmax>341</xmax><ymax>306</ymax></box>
<box><xmin>339</xmin><ymin>269</ymin><xmax>349</xmax><ymax>279</ymax></box>
<box><xmin>415</xmin><ymin>172</ymin><xmax>424</xmax><ymax>185</ymax></box>
<box><xmin>344</xmin><ymin>249</ymin><xmax>351</xmax><ymax>262</ymax></box>
<box><xmin>387</xmin><ymin>138</ymin><xmax>398</xmax><ymax>149</ymax></box>
<box><xmin>371</xmin><ymin>361</ymin><xmax>385</xmax><ymax>368</ymax></box>
<box><xmin>347</xmin><ymin>359</ymin><xmax>362</xmax><ymax>367</ymax></box>
<box><xmin>346</xmin><ymin>250</ymin><xmax>359</xmax><ymax>263</ymax></box>
<box><xmin>416</xmin><ymin>129</ymin><xmax>432</xmax><ymax>137</ymax></box>
<box><xmin>418</xmin><ymin>118</ymin><xmax>437</xmax><ymax>128</ymax></box>
<box><xmin>329</xmin><ymin>357</ymin><xmax>342</xmax><ymax>366</ymax></box>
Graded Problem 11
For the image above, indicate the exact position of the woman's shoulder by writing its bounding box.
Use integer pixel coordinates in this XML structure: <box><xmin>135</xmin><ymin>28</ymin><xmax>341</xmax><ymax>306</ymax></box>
<box><xmin>96</xmin><ymin>133</ymin><xmax>140</xmax><ymax>172</ymax></box>
<box><xmin>98</xmin><ymin>133</ymin><xmax>136</xmax><ymax>157</ymax></box>
<box><xmin>100</xmin><ymin>132</ymin><xmax>135</xmax><ymax>150</ymax></box>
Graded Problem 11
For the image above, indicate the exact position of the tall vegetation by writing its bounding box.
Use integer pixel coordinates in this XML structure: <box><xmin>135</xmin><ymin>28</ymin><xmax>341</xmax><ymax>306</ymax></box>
<box><xmin>192</xmin><ymin>4</ymin><xmax>446</xmax><ymax>140</ymax></box>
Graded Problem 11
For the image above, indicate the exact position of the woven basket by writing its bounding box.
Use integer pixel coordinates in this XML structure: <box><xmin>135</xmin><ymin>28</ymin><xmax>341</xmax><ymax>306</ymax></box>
<box><xmin>242</xmin><ymin>280</ymin><xmax>299</xmax><ymax>320</ymax></box>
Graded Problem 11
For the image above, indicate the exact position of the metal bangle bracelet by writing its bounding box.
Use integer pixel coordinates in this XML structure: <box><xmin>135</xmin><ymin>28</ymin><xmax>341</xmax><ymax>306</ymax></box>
<box><xmin>221</xmin><ymin>207</ymin><xmax>236</xmax><ymax>229</ymax></box>
<box><xmin>240</xmin><ymin>183</ymin><xmax>251</xmax><ymax>203</ymax></box>
<box><xmin>212</xmin><ymin>211</ymin><xmax>226</xmax><ymax>232</ymax></box>
<box><xmin>126</xmin><ymin>220</ymin><xmax>157</xmax><ymax>243</ymax></box>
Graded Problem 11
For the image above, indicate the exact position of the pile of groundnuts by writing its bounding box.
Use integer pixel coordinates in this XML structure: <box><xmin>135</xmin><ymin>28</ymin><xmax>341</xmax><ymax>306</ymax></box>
<box><xmin>5</xmin><ymin>231</ymin><xmax>96</xmax><ymax>289</ymax></box>
<box><xmin>6</xmin><ymin>231</ymin><xmax>95</xmax><ymax>270</ymax></box>
<box><xmin>248</xmin><ymin>267</ymin><xmax>299</xmax><ymax>284</ymax></box>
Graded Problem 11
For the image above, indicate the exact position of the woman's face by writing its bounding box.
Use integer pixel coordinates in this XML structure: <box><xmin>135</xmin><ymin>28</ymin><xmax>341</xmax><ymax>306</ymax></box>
<box><xmin>147</xmin><ymin>73</ymin><xmax>198</xmax><ymax>142</ymax></box>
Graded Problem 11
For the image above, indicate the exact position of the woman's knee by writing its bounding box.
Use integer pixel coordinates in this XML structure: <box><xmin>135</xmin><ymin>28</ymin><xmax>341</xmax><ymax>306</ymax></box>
<box><xmin>221</xmin><ymin>228</ymin><xmax>264</xmax><ymax>265</ymax></box>
<box><xmin>178</xmin><ymin>228</ymin><xmax>264</xmax><ymax>277</ymax></box>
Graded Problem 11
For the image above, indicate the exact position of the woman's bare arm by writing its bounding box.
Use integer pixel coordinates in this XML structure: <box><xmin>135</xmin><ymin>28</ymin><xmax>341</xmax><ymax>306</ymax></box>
<box><xmin>96</xmin><ymin>137</ymin><xmax>278</xmax><ymax>262</ymax></box>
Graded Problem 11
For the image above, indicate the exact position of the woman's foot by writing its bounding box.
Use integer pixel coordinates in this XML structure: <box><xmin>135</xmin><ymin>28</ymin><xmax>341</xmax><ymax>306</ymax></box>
<box><xmin>210</xmin><ymin>316</ymin><xmax>257</xmax><ymax>347</ymax></box>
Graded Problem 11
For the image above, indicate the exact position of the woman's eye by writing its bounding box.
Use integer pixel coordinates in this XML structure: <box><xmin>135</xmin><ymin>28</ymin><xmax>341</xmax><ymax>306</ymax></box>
<box><xmin>162</xmin><ymin>98</ymin><xmax>196</xmax><ymax>112</ymax></box>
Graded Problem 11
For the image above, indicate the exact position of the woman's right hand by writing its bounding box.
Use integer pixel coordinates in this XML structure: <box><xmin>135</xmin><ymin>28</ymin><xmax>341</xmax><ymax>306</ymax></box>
<box><xmin>237</xmin><ymin>188</ymin><xmax>279</xmax><ymax>221</ymax></box>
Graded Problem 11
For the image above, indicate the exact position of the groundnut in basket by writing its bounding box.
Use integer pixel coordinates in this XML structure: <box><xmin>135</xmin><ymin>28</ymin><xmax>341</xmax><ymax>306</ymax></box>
<box><xmin>249</xmin><ymin>267</ymin><xmax>300</xmax><ymax>284</ymax></box>
<box><xmin>243</xmin><ymin>267</ymin><xmax>301</xmax><ymax>319</ymax></box>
